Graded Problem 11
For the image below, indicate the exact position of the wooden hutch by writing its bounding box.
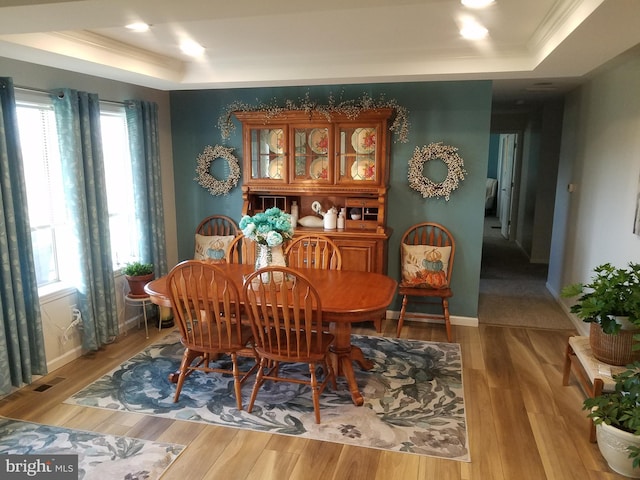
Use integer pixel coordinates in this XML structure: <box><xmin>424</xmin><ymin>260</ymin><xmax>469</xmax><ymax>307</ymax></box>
<box><xmin>234</xmin><ymin>108</ymin><xmax>393</xmax><ymax>274</ymax></box>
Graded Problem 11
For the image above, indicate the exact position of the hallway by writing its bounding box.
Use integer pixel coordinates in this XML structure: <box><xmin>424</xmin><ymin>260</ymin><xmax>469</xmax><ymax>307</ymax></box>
<box><xmin>478</xmin><ymin>216</ymin><xmax>575</xmax><ymax>330</ymax></box>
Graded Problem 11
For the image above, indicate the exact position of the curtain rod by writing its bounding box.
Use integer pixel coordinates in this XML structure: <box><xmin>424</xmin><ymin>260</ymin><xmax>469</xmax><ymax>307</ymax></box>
<box><xmin>14</xmin><ymin>85</ymin><xmax>126</xmax><ymax>106</ymax></box>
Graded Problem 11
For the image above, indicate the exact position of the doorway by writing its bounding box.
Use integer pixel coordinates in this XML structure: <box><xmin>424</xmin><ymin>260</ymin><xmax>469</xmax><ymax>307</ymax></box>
<box><xmin>479</xmin><ymin>131</ymin><xmax>573</xmax><ymax>329</ymax></box>
<box><xmin>496</xmin><ymin>133</ymin><xmax>518</xmax><ymax>240</ymax></box>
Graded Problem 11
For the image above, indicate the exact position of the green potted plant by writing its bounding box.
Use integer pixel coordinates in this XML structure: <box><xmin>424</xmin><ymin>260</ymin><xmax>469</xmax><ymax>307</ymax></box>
<box><xmin>561</xmin><ymin>263</ymin><xmax>640</xmax><ymax>365</ymax></box>
<box><xmin>584</xmin><ymin>362</ymin><xmax>640</xmax><ymax>477</ymax></box>
<box><xmin>122</xmin><ymin>261</ymin><xmax>154</xmax><ymax>297</ymax></box>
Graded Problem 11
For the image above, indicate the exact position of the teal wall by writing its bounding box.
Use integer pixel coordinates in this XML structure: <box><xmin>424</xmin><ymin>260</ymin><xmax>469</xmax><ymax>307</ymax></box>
<box><xmin>170</xmin><ymin>81</ymin><xmax>492</xmax><ymax>318</ymax></box>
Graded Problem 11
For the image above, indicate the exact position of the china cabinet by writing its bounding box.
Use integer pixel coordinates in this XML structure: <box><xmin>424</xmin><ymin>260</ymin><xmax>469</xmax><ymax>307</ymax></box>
<box><xmin>234</xmin><ymin>108</ymin><xmax>393</xmax><ymax>274</ymax></box>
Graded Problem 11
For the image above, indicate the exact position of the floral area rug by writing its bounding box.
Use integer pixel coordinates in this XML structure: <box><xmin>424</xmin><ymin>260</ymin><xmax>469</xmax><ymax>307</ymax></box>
<box><xmin>0</xmin><ymin>417</ymin><xmax>184</xmax><ymax>479</ymax></box>
<box><xmin>64</xmin><ymin>332</ymin><xmax>469</xmax><ymax>462</ymax></box>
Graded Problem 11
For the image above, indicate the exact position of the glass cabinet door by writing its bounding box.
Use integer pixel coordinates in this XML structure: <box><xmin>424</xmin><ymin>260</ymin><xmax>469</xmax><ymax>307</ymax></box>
<box><xmin>337</xmin><ymin>125</ymin><xmax>378</xmax><ymax>184</ymax></box>
<box><xmin>291</xmin><ymin>126</ymin><xmax>331</xmax><ymax>183</ymax></box>
<box><xmin>248</xmin><ymin>127</ymin><xmax>286</xmax><ymax>181</ymax></box>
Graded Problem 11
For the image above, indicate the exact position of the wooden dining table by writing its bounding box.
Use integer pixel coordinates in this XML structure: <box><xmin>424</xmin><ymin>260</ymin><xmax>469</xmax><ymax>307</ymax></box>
<box><xmin>144</xmin><ymin>262</ymin><xmax>397</xmax><ymax>406</ymax></box>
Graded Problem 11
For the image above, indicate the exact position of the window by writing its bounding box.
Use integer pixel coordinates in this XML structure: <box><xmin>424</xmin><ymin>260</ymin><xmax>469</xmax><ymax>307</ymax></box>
<box><xmin>15</xmin><ymin>92</ymin><xmax>140</xmax><ymax>289</ymax></box>
<box><xmin>100</xmin><ymin>105</ymin><xmax>140</xmax><ymax>268</ymax></box>
<box><xmin>16</xmin><ymin>96</ymin><xmax>67</xmax><ymax>286</ymax></box>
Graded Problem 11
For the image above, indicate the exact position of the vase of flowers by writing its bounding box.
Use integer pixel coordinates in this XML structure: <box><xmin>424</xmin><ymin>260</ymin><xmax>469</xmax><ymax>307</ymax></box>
<box><xmin>239</xmin><ymin>207</ymin><xmax>294</xmax><ymax>281</ymax></box>
<box><xmin>255</xmin><ymin>243</ymin><xmax>287</xmax><ymax>269</ymax></box>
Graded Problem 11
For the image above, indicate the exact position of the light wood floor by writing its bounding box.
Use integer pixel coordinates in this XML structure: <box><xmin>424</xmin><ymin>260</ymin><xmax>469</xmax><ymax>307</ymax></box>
<box><xmin>0</xmin><ymin>320</ymin><xmax>628</xmax><ymax>480</ymax></box>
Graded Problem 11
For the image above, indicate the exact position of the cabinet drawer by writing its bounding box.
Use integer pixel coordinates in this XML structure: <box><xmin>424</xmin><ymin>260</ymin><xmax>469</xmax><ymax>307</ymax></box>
<box><xmin>345</xmin><ymin>219</ymin><xmax>378</xmax><ymax>230</ymax></box>
<box><xmin>346</xmin><ymin>198</ymin><xmax>378</xmax><ymax>208</ymax></box>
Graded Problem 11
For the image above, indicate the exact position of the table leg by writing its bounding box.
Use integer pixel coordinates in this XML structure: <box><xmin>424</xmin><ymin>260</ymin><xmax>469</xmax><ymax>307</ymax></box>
<box><xmin>350</xmin><ymin>345</ymin><xmax>374</xmax><ymax>371</ymax></box>
<box><xmin>338</xmin><ymin>353</ymin><xmax>364</xmax><ymax>406</ymax></box>
<box><xmin>328</xmin><ymin>322</ymin><xmax>373</xmax><ymax>406</ymax></box>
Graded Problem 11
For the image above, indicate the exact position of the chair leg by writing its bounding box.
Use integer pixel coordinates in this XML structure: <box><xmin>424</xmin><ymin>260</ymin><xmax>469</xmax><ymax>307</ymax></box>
<box><xmin>239</xmin><ymin>357</ymin><xmax>260</xmax><ymax>384</ymax></box>
<box><xmin>397</xmin><ymin>295</ymin><xmax>408</xmax><ymax>337</ymax></box>
<box><xmin>374</xmin><ymin>316</ymin><xmax>382</xmax><ymax>333</ymax></box>
<box><xmin>174</xmin><ymin>349</ymin><xmax>198</xmax><ymax>402</ymax></box>
<box><xmin>443</xmin><ymin>298</ymin><xmax>453</xmax><ymax>342</ymax></box>
<box><xmin>248</xmin><ymin>357</ymin><xmax>267</xmax><ymax>413</ymax></box>
<box><xmin>231</xmin><ymin>352</ymin><xmax>243</xmax><ymax>411</ymax></box>
<box><xmin>309</xmin><ymin>363</ymin><xmax>321</xmax><ymax>424</ymax></box>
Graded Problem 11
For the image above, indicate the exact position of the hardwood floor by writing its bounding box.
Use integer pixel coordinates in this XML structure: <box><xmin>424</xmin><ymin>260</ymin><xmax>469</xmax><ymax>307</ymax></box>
<box><xmin>0</xmin><ymin>320</ymin><xmax>628</xmax><ymax>479</ymax></box>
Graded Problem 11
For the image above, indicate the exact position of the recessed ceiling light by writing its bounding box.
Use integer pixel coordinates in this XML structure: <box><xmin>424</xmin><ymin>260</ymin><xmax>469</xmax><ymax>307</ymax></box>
<box><xmin>460</xmin><ymin>21</ymin><xmax>489</xmax><ymax>40</ymax></box>
<box><xmin>180</xmin><ymin>40</ymin><xmax>205</xmax><ymax>57</ymax></box>
<box><xmin>461</xmin><ymin>0</ymin><xmax>495</xmax><ymax>8</ymax></box>
<box><xmin>125</xmin><ymin>22</ymin><xmax>150</xmax><ymax>33</ymax></box>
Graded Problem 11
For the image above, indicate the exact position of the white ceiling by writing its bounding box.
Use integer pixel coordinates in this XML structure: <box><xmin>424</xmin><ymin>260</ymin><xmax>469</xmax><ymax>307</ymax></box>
<box><xmin>1</xmin><ymin>0</ymin><xmax>639</xmax><ymax>102</ymax></box>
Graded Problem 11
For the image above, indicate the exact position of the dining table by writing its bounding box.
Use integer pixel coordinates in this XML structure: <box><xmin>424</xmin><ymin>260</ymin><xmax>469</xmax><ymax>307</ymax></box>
<box><xmin>144</xmin><ymin>262</ymin><xmax>397</xmax><ymax>406</ymax></box>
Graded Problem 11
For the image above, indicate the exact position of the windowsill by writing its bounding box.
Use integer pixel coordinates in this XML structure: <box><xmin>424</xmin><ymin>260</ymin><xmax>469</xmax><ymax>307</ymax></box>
<box><xmin>38</xmin><ymin>282</ymin><xmax>77</xmax><ymax>305</ymax></box>
<box><xmin>38</xmin><ymin>269</ymin><xmax>126</xmax><ymax>304</ymax></box>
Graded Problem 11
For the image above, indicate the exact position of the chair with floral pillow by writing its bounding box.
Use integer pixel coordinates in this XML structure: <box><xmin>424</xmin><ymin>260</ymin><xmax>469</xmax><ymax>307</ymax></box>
<box><xmin>196</xmin><ymin>215</ymin><xmax>239</xmax><ymax>236</ymax></box>
<box><xmin>397</xmin><ymin>222</ymin><xmax>456</xmax><ymax>341</ymax></box>
<box><xmin>194</xmin><ymin>215</ymin><xmax>239</xmax><ymax>263</ymax></box>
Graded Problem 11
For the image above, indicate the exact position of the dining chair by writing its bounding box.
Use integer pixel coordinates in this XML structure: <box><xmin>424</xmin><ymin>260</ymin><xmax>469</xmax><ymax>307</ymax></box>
<box><xmin>226</xmin><ymin>234</ymin><xmax>258</xmax><ymax>265</ymax></box>
<box><xmin>242</xmin><ymin>266</ymin><xmax>336</xmax><ymax>424</ymax></box>
<box><xmin>166</xmin><ymin>260</ymin><xmax>257</xmax><ymax>409</ymax></box>
<box><xmin>195</xmin><ymin>215</ymin><xmax>239</xmax><ymax>236</ymax></box>
<box><xmin>397</xmin><ymin>222</ymin><xmax>456</xmax><ymax>342</ymax></box>
<box><xmin>194</xmin><ymin>215</ymin><xmax>240</xmax><ymax>262</ymax></box>
<box><xmin>283</xmin><ymin>233</ymin><xmax>384</xmax><ymax>330</ymax></box>
<box><xmin>285</xmin><ymin>233</ymin><xmax>384</xmax><ymax>332</ymax></box>
<box><xmin>285</xmin><ymin>234</ymin><xmax>342</xmax><ymax>270</ymax></box>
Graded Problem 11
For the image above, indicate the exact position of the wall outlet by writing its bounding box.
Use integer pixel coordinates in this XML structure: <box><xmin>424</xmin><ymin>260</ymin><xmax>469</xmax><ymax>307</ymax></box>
<box><xmin>62</xmin><ymin>307</ymin><xmax>82</xmax><ymax>344</ymax></box>
<box><xmin>70</xmin><ymin>307</ymin><xmax>82</xmax><ymax>327</ymax></box>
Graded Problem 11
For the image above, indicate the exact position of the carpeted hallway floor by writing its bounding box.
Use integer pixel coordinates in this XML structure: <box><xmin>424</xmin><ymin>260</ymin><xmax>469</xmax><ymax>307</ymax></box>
<box><xmin>478</xmin><ymin>216</ymin><xmax>575</xmax><ymax>330</ymax></box>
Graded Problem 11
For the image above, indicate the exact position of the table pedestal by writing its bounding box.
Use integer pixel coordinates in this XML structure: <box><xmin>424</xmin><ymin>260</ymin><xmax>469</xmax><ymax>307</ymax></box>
<box><xmin>329</xmin><ymin>322</ymin><xmax>374</xmax><ymax>406</ymax></box>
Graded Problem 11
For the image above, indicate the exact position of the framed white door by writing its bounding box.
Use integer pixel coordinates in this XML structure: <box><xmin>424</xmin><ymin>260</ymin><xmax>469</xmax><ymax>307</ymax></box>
<box><xmin>497</xmin><ymin>133</ymin><xmax>517</xmax><ymax>239</ymax></box>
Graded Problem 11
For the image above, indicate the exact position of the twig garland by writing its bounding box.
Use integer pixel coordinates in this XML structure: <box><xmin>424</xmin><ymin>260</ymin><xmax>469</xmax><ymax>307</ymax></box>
<box><xmin>408</xmin><ymin>143</ymin><xmax>466</xmax><ymax>200</ymax></box>
<box><xmin>194</xmin><ymin>145</ymin><xmax>241</xmax><ymax>196</ymax></box>
<box><xmin>217</xmin><ymin>91</ymin><xmax>410</xmax><ymax>144</ymax></box>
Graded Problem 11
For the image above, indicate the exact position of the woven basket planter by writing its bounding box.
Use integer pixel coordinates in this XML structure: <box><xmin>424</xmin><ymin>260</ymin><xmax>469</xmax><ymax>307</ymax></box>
<box><xmin>590</xmin><ymin>322</ymin><xmax>640</xmax><ymax>366</ymax></box>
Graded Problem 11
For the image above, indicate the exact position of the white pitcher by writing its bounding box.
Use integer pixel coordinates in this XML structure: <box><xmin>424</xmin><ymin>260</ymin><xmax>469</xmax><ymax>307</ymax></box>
<box><xmin>323</xmin><ymin>207</ymin><xmax>337</xmax><ymax>230</ymax></box>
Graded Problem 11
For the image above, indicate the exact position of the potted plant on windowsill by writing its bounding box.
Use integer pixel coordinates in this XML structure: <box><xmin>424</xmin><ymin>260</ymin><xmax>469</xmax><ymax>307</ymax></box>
<box><xmin>584</xmin><ymin>362</ymin><xmax>640</xmax><ymax>478</ymax></box>
<box><xmin>122</xmin><ymin>261</ymin><xmax>154</xmax><ymax>297</ymax></box>
<box><xmin>561</xmin><ymin>262</ymin><xmax>640</xmax><ymax>365</ymax></box>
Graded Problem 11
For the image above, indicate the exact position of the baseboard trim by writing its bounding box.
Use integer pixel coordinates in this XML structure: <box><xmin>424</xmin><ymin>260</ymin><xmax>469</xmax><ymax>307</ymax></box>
<box><xmin>547</xmin><ymin>281</ymin><xmax>588</xmax><ymax>335</ymax></box>
<box><xmin>45</xmin><ymin>316</ymin><xmax>151</xmax><ymax>372</ymax></box>
<box><xmin>385</xmin><ymin>310</ymin><xmax>478</xmax><ymax>327</ymax></box>
<box><xmin>46</xmin><ymin>345</ymin><xmax>84</xmax><ymax>372</ymax></box>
